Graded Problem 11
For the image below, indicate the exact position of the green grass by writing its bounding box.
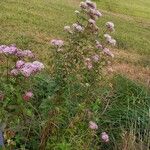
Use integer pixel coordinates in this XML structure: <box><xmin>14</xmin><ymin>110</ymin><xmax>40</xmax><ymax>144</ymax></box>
<box><xmin>0</xmin><ymin>0</ymin><xmax>150</xmax><ymax>60</ymax></box>
<box><xmin>95</xmin><ymin>0</ymin><xmax>150</xmax><ymax>20</ymax></box>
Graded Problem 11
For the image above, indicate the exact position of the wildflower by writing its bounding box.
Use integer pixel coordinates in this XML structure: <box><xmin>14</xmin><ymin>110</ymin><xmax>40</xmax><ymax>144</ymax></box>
<box><xmin>23</xmin><ymin>50</ymin><xmax>34</xmax><ymax>58</ymax></box>
<box><xmin>104</xmin><ymin>34</ymin><xmax>112</xmax><ymax>41</ymax></box>
<box><xmin>32</xmin><ymin>61</ymin><xmax>44</xmax><ymax>71</ymax></box>
<box><xmin>109</xmin><ymin>39</ymin><xmax>116</xmax><ymax>46</ymax></box>
<box><xmin>15</xmin><ymin>49</ymin><xmax>24</xmax><ymax>57</ymax></box>
<box><xmin>20</xmin><ymin>62</ymin><xmax>34</xmax><ymax>77</ymax></box>
<box><xmin>0</xmin><ymin>45</ymin><xmax>7</xmax><ymax>54</ymax></box>
<box><xmin>72</xmin><ymin>23</ymin><xmax>84</xmax><ymax>32</ymax></box>
<box><xmin>51</xmin><ymin>39</ymin><xmax>64</xmax><ymax>48</ymax></box>
<box><xmin>84</xmin><ymin>58</ymin><xmax>93</xmax><ymax>70</ymax></box>
<box><xmin>95</xmin><ymin>10</ymin><xmax>102</xmax><ymax>17</ymax></box>
<box><xmin>23</xmin><ymin>91</ymin><xmax>33</xmax><ymax>101</ymax></box>
<box><xmin>106</xmin><ymin>22</ymin><xmax>114</xmax><ymax>28</ymax></box>
<box><xmin>20</xmin><ymin>67</ymin><xmax>32</xmax><ymax>77</ymax></box>
<box><xmin>104</xmin><ymin>34</ymin><xmax>116</xmax><ymax>46</ymax></box>
<box><xmin>2</xmin><ymin>45</ymin><xmax>17</xmax><ymax>55</ymax></box>
<box><xmin>106</xmin><ymin>22</ymin><xmax>115</xmax><ymax>32</ymax></box>
<box><xmin>86</xmin><ymin>0</ymin><xmax>97</xmax><ymax>9</ymax></box>
<box><xmin>80</xmin><ymin>2</ymin><xmax>88</xmax><ymax>9</ymax></box>
<box><xmin>10</xmin><ymin>69</ymin><xmax>19</xmax><ymax>76</ymax></box>
<box><xmin>101</xmin><ymin>132</ymin><xmax>109</xmax><ymax>142</ymax></box>
<box><xmin>16</xmin><ymin>60</ymin><xmax>25</xmax><ymax>69</ymax></box>
<box><xmin>92</xmin><ymin>54</ymin><xmax>99</xmax><ymax>62</ymax></box>
<box><xmin>19</xmin><ymin>61</ymin><xmax>44</xmax><ymax>77</ymax></box>
<box><xmin>96</xmin><ymin>41</ymin><xmax>103</xmax><ymax>49</ymax></box>
<box><xmin>88</xmin><ymin>19</ymin><xmax>96</xmax><ymax>25</ymax></box>
<box><xmin>103</xmin><ymin>48</ymin><xmax>114</xmax><ymax>58</ymax></box>
<box><xmin>15</xmin><ymin>49</ymin><xmax>34</xmax><ymax>58</ymax></box>
<box><xmin>89</xmin><ymin>121</ymin><xmax>98</xmax><ymax>130</ymax></box>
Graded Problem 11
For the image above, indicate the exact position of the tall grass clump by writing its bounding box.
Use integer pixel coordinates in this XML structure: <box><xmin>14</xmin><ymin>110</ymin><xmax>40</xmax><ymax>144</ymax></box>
<box><xmin>98</xmin><ymin>75</ymin><xmax>150</xmax><ymax>149</ymax></box>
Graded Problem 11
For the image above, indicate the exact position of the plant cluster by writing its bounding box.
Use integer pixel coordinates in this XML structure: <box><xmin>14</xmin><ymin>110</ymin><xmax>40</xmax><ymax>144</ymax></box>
<box><xmin>0</xmin><ymin>44</ymin><xmax>44</xmax><ymax>149</ymax></box>
<box><xmin>49</xmin><ymin>0</ymin><xmax>116</xmax><ymax>148</ymax></box>
<box><xmin>1</xmin><ymin>0</ymin><xmax>148</xmax><ymax>150</ymax></box>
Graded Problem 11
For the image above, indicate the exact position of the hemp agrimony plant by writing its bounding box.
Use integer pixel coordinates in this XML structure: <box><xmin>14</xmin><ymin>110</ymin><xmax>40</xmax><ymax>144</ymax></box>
<box><xmin>0</xmin><ymin>44</ymin><xmax>44</xmax><ymax>148</ymax></box>
<box><xmin>50</xmin><ymin>0</ymin><xmax>116</xmax><ymax>101</ymax></box>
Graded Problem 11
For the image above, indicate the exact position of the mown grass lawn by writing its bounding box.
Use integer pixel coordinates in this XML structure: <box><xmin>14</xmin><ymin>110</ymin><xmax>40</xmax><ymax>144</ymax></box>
<box><xmin>0</xmin><ymin>0</ymin><xmax>150</xmax><ymax>149</ymax></box>
<box><xmin>0</xmin><ymin>0</ymin><xmax>150</xmax><ymax>57</ymax></box>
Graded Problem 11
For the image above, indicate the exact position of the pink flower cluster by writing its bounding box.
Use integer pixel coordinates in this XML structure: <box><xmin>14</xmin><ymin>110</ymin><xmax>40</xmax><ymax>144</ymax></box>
<box><xmin>51</xmin><ymin>39</ymin><xmax>64</xmax><ymax>48</ymax></box>
<box><xmin>23</xmin><ymin>91</ymin><xmax>33</xmax><ymax>101</ymax></box>
<box><xmin>104</xmin><ymin>34</ymin><xmax>116</xmax><ymax>46</ymax></box>
<box><xmin>0</xmin><ymin>44</ymin><xmax>34</xmax><ymax>58</ymax></box>
<box><xmin>89</xmin><ymin>121</ymin><xmax>98</xmax><ymax>130</ymax></box>
<box><xmin>101</xmin><ymin>132</ymin><xmax>109</xmax><ymax>142</ymax></box>
<box><xmin>103</xmin><ymin>48</ymin><xmax>114</xmax><ymax>58</ymax></box>
<box><xmin>96</xmin><ymin>39</ymin><xmax>115</xmax><ymax>58</ymax></box>
<box><xmin>80</xmin><ymin>0</ymin><xmax>102</xmax><ymax>20</ymax></box>
<box><xmin>96</xmin><ymin>40</ymin><xmax>103</xmax><ymax>50</ymax></box>
<box><xmin>84</xmin><ymin>58</ymin><xmax>93</xmax><ymax>70</ymax></box>
<box><xmin>64</xmin><ymin>23</ymin><xmax>84</xmax><ymax>33</ymax></box>
<box><xmin>89</xmin><ymin>121</ymin><xmax>109</xmax><ymax>142</ymax></box>
<box><xmin>72</xmin><ymin>23</ymin><xmax>84</xmax><ymax>32</ymax></box>
<box><xmin>92</xmin><ymin>54</ymin><xmax>99</xmax><ymax>62</ymax></box>
<box><xmin>84</xmin><ymin>54</ymin><xmax>100</xmax><ymax>69</ymax></box>
<box><xmin>11</xmin><ymin>60</ymin><xmax>44</xmax><ymax>77</ymax></box>
<box><xmin>106</xmin><ymin>22</ymin><xmax>115</xmax><ymax>32</ymax></box>
<box><xmin>0</xmin><ymin>45</ymin><xmax>17</xmax><ymax>55</ymax></box>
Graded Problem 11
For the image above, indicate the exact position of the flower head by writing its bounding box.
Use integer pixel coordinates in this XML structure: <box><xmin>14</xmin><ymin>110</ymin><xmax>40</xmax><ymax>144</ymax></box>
<box><xmin>2</xmin><ymin>45</ymin><xmax>17</xmax><ymax>55</ymax></box>
<box><xmin>101</xmin><ymin>132</ymin><xmax>109</xmax><ymax>142</ymax></box>
<box><xmin>16</xmin><ymin>60</ymin><xmax>25</xmax><ymax>69</ymax></box>
<box><xmin>104</xmin><ymin>34</ymin><xmax>116</xmax><ymax>46</ymax></box>
<box><xmin>19</xmin><ymin>61</ymin><xmax>44</xmax><ymax>77</ymax></box>
<box><xmin>92</xmin><ymin>54</ymin><xmax>99</xmax><ymax>62</ymax></box>
<box><xmin>88</xmin><ymin>19</ymin><xmax>96</xmax><ymax>25</ymax></box>
<box><xmin>23</xmin><ymin>50</ymin><xmax>34</xmax><ymax>58</ymax></box>
<box><xmin>85</xmin><ymin>0</ymin><xmax>96</xmax><ymax>9</ymax></box>
<box><xmin>84</xmin><ymin>58</ymin><xmax>93</xmax><ymax>70</ymax></box>
<box><xmin>109</xmin><ymin>39</ymin><xmax>116</xmax><ymax>46</ymax></box>
<box><xmin>104</xmin><ymin>34</ymin><xmax>112</xmax><ymax>41</ymax></box>
<box><xmin>103</xmin><ymin>48</ymin><xmax>114</xmax><ymax>58</ymax></box>
<box><xmin>32</xmin><ymin>61</ymin><xmax>44</xmax><ymax>71</ymax></box>
<box><xmin>96</xmin><ymin>41</ymin><xmax>103</xmax><ymax>49</ymax></box>
<box><xmin>89</xmin><ymin>121</ymin><xmax>98</xmax><ymax>130</ymax></box>
<box><xmin>51</xmin><ymin>39</ymin><xmax>64</xmax><ymax>48</ymax></box>
<box><xmin>106</xmin><ymin>22</ymin><xmax>115</xmax><ymax>32</ymax></box>
<box><xmin>72</xmin><ymin>23</ymin><xmax>84</xmax><ymax>32</ymax></box>
<box><xmin>10</xmin><ymin>69</ymin><xmax>19</xmax><ymax>76</ymax></box>
<box><xmin>95</xmin><ymin>10</ymin><xmax>102</xmax><ymax>17</ymax></box>
<box><xmin>80</xmin><ymin>2</ymin><xmax>88</xmax><ymax>9</ymax></box>
<box><xmin>0</xmin><ymin>45</ymin><xmax>7</xmax><ymax>54</ymax></box>
<box><xmin>23</xmin><ymin>91</ymin><xmax>33</xmax><ymax>101</ymax></box>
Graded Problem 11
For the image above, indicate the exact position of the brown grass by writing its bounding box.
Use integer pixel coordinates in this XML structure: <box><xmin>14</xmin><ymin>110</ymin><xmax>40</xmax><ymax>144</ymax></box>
<box><xmin>107</xmin><ymin>49</ymin><xmax>150</xmax><ymax>87</ymax></box>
